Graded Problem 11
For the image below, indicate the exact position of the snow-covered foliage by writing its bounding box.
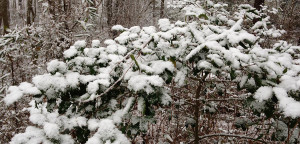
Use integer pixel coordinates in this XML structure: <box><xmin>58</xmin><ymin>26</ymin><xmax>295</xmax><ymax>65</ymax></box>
<box><xmin>3</xmin><ymin>0</ymin><xmax>300</xmax><ymax>143</ymax></box>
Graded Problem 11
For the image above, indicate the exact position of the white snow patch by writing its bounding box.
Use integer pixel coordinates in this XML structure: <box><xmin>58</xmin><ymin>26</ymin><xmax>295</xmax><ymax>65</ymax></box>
<box><xmin>254</xmin><ymin>86</ymin><xmax>273</xmax><ymax>102</ymax></box>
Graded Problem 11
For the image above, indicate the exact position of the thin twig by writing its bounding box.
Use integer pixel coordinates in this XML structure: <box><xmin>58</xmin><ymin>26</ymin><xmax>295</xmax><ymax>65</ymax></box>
<box><xmin>190</xmin><ymin>133</ymin><xmax>267</xmax><ymax>143</ymax></box>
<box><xmin>109</xmin><ymin>37</ymin><xmax>153</xmax><ymax>74</ymax></box>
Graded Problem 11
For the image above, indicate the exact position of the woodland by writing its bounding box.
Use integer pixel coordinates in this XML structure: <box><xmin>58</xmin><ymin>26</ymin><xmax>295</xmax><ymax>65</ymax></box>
<box><xmin>0</xmin><ymin>0</ymin><xmax>300</xmax><ymax>143</ymax></box>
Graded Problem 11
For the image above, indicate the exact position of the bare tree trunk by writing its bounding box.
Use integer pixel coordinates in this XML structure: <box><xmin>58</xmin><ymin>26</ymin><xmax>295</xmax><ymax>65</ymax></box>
<box><xmin>0</xmin><ymin>0</ymin><xmax>10</xmax><ymax>34</ymax></box>
<box><xmin>160</xmin><ymin>0</ymin><xmax>164</xmax><ymax>18</ymax></box>
<box><xmin>48</xmin><ymin>0</ymin><xmax>55</xmax><ymax>18</ymax></box>
<box><xmin>26</xmin><ymin>0</ymin><xmax>35</xmax><ymax>25</ymax></box>
<box><xmin>253</xmin><ymin>0</ymin><xmax>264</xmax><ymax>23</ymax></box>
<box><xmin>105</xmin><ymin>0</ymin><xmax>113</xmax><ymax>37</ymax></box>
<box><xmin>112</xmin><ymin>0</ymin><xmax>119</xmax><ymax>37</ymax></box>
<box><xmin>152</xmin><ymin>0</ymin><xmax>155</xmax><ymax>25</ymax></box>
<box><xmin>105</xmin><ymin>0</ymin><xmax>113</xmax><ymax>27</ymax></box>
<box><xmin>254</xmin><ymin>0</ymin><xmax>264</xmax><ymax>10</ymax></box>
<box><xmin>194</xmin><ymin>82</ymin><xmax>202</xmax><ymax>144</ymax></box>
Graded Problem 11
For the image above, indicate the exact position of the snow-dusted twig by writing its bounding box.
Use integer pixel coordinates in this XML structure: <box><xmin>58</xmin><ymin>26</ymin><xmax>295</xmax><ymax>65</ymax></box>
<box><xmin>83</xmin><ymin>62</ymin><xmax>134</xmax><ymax>103</ymax></box>
<box><xmin>109</xmin><ymin>37</ymin><xmax>153</xmax><ymax>74</ymax></box>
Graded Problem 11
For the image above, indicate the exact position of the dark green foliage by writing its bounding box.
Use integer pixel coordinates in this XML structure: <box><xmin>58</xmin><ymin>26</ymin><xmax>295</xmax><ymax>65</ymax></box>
<box><xmin>74</xmin><ymin>126</ymin><xmax>90</xmax><ymax>143</ymax></box>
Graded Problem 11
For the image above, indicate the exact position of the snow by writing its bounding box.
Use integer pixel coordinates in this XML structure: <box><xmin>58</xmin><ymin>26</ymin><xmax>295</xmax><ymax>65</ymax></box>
<box><xmin>157</xmin><ymin>41</ymin><xmax>171</xmax><ymax>50</ymax></box>
<box><xmin>66</xmin><ymin>72</ymin><xmax>80</xmax><ymax>88</ymax></box>
<box><xmin>186</xmin><ymin>41</ymin><xmax>224</xmax><ymax>61</ymax></box>
<box><xmin>87</xmin><ymin>80</ymin><xmax>100</xmax><ymax>94</ymax></box>
<box><xmin>73</xmin><ymin>40</ymin><xmax>86</xmax><ymax>49</ymax></box>
<box><xmin>43</xmin><ymin>122</ymin><xmax>59</xmax><ymax>139</ymax></box>
<box><xmin>129</xmin><ymin>26</ymin><xmax>141</xmax><ymax>33</ymax></box>
<box><xmin>265</xmin><ymin>61</ymin><xmax>284</xmax><ymax>75</ymax></box>
<box><xmin>29</xmin><ymin>112</ymin><xmax>47</xmax><ymax>126</ymax></box>
<box><xmin>76</xmin><ymin>117</ymin><xmax>87</xmax><ymax>127</ymax></box>
<box><xmin>174</xmin><ymin>68</ymin><xmax>187</xmax><ymax>86</ymax></box>
<box><xmin>239</xmin><ymin>76</ymin><xmax>248</xmax><ymax>88</ymax></box>
<box><xmin>158</xmin><ymin>19</ymin><xmax>172</xmax><ymax>32</ymax></box>
<box><xmin>161</xmin><ymin>90</ymin><xmax>172</xmax><ymax>105</ymax></box>
<box><xmin>227</xmin><ymin>30</ymin><xmax>257</xmax><ymax>45</ymax></box>
<box><xmin>188</xmin><ymin>23</ymin><xmax>205</xmax><ymax>43</ymax></box>
<box><xmin>60</xmin><ymin>134</ymin><xmax>75</xmax><ymax>144</ymax></box>
<box><xmin>64</xmin><ymin>46</ymin><xmax>78</xmax><ymax>59</ymax></box>
<box><xmin>182</xmin><ymin>4</ymin><xmax>206</xmax><ymax>17</ymax></box>
<box><xmin>10</xmin><ymin>126</ymin><xmax>47</xmax><ymax>144</ymax></box>
<box><xmin>3</xmin><ymin>86</ymin><xmax>23</xmax><ymax>105</ymax></box>
<box><xmin>115</xmin><ymin>31</ymin><xmax>130</xmax><ymax>44</ymax></box>
<box><xmin>111</xmin><ymin>25</ymin><xmax>126</xmax><ymax>31</ymax></box>
<box><xmin>104</xmin><ymin>39</ymin><xmax>116</xmax><ymax>45</ymax></box>
<box><xmin>87</xmin><ymin>79</ymin><xmax>110</xmax><ymax>94</ymax></box>
<box><xmin>140</xmin><ymin>60</ymin><xmax>175</xmax><ymax>74</ymax></box>
<box><xmin>18</xmin><ymin>82</ymin><xmax>41</xmax><ymax>95</ymax></box>
<box><xmin>88</xmin><ymin>119</ymin><xmax>100</xmax><ymax>131</ymax></box>
<box><xmin>84</xmin><ymin>48</ymin><xmax>101</xmax><ymax>58</ymax></box>
<box><xmin>128</xmin><ymin>75</ymin><xmax>164</xmax><ymax>94</ymax></box>
<box><xmin>142</xmin><ymin>26</ymin><xmax>156</xmax><ymax>34</ymax></box>
<box><xmin>158</xmin><ymin>31</ymin><xmax>173</xmax><ymax>40</ymax></box>
<box><xmin>254</xmin><ymin>86</ymin><xmax>273</xmax><ymax>102</ymax></box>
<box><xmin>86</xmin><ymin>136</ymin><xmax>102</xmax><ymax>144</ymax></box>
<box><xmin>79</xmin><ymin>75</ymin><xmax>97</xmax><ymax>84</ymax></box>
<box><xmin>111</xmin><ymin>97</ymin><xmax>134</xmax><ymax>123</ymax></box>
<box><xmin>198</xmin><ymin>61</ymin><xmax>212</xmax><ymax>70</ymax></box>
<box><xmin>87</xmin><ymin>119</ymin><xmax>130</xmax><ymax>143</ymax></box>
<box><xmin>47</xmin><ymin>59</ymin><xmax>67</xmax><ymax>74</ymax></box>
<box><xmin>92</xmin><ymin>40</ymin><xmax>101</xmax><ymax>48</ymax></box>
<box><xmin>273</xmin><ymin>87</ymin><xmax>300</xmax><ymax>118</ymax></box>
<box><xmin>107</xmin><ymin>44</ymin><xmax>118</xmax><ymax>53</ymax></box>
<box><xmin>137</xmin><ymin>97</ymin><xmax>145</xmax><ymax>112</ymax></box>
<box><xmin>279</xmin><ymin>75</ymin><xmax>300</xmax><ymax>91</ymax></box>
<box><xmin>33</xmin><ymin>74</ymin><xmax>67</xmax><ymax>92</ymax></box>
<box><xmin>207</xmin><ymin>54</ymin><xmax>224</xmax><ymax>67</ymax></box>
<box><xmin>6</xmin><ymin>2</ymin><xmax>300</xmax><ymax>143</ymax></box>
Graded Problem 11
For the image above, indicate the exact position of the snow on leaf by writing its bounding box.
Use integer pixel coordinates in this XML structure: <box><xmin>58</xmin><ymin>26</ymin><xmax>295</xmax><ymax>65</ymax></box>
<box><xmin>254</xmin><ymin>86</ymin><xmax>273</xmax><ymax>102</ymax></box>
<box><xmin>3</xmin><ymin>86</ymin><xmax>23</xmax><ymax>105</ymax></box>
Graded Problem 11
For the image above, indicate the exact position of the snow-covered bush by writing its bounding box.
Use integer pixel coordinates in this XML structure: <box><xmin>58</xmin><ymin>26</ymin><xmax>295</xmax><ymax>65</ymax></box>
<box><xmin>3</xmin><ymin>0</ymin><xmax>300</xmax><ymax>143</ymax></box>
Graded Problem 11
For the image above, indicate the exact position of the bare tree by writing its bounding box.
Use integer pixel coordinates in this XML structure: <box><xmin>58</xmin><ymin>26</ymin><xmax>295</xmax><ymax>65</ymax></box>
<box><xmin>254</xmin><ymin>0</ymin><xmax>264</xmax><ymax>10</ymax></box>
<box><xmin>152</xmin><ymin>0</ymin><xmax>156</xmax><ymax>24</ymax></box>
<box><xmin>160</xmin><ymin>0</ymin><xmax>164</xmax><ymax>18</ymax></box>
<box><xmin>0</xmin><ymin>0</ymin><xmax>10</xmax><ymax>34</ymax></box>
<box><xmin>26</xmin><ymin>0</ymin><xmax>35</xmax><ymax>25</ymax></box>
<box><xmin>253</xmin><ymin>0</ymin><xmax>264</xmax><ymax>23</ymax></box>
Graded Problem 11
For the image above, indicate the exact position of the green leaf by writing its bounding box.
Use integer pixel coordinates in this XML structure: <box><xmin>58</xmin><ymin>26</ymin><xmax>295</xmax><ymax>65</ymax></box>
<box><xmin>130</xmin><ymin>54</ymin><xmax>140</xmax><ymax>70</ymax></box>
<box><xmin>253</xmin><ymin>74</ymin><xmax>262</xmax><ymax>87</ymax></box>
<box><xmin>74</xmin><ymin>126</ymin><xmax>90</xmax><ymax>143</ymax></box>
<box><xmin>230</xmin><ymin>69</ymin><xmax>237</xmax><ymax>80</ymax></box>
<box><xmin>58</xmin><ymin>101</ymin><xmax>71</xmax><ymax>114</ymax></box>
<box><xmin>198</xmin><ymin>14</ymin><xmax>209</xmax><ymax>20</ymax></box>
<box><xmin>283</xmin><ymin>68</ymin><xmax>288</xmax><ymax>74</ymax></box>
<box><xmin>239</xmin><ymin>41</ymin><xmax>247</xmax><ymax>49</ymax></box>
<box><xmin>169</xmin><ymin>57</ymin><xmax>176</xmax><ymax>67</ymax></box>
<box><xmin>244</xmin><ymin>39</ymin><xmax>253</xmax><ymax>47</ymax></box>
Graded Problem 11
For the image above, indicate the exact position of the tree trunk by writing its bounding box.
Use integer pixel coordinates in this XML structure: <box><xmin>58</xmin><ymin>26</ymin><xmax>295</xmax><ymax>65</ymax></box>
<box><xmin>26</xmin><ymin>0</ymin><xmax>35</xmax><ymax>25</ymax></box>
<box><xmin>0</xmin><ymin>0</ymin><xmax>10</xmax><ymax>34</ymax></box>
<box><xmin>253</xmin><ymin>0</ymin><xmax>264</xmax><ymax>23</ymax></box>
<box><xmin>160</xmin><ymin>0</ymin><xmax>164</xmax><ymax>18</ymax></box>
<box><xmin>48</xmin><ymin>0</ymin><xmax>55</xmax><ymax>18</ymax></box>
<box><xmin>105</xmin><ymin>0</ymin><xmax>113</xmax><ymax>27</ymax></box>
<box><xmin>194</xmin><ymin>82</ymin><xmax>202</xmax><ymax>144</ymax></box>
<box><xmin>254</xmin><ymin>0</ymin><xmax>264</xmax><ymax>11</ymax></box>
<box><xmin>152</xmin><ymin>0</ymin><xmax>155</xmax><ymax>25</ymax></box>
